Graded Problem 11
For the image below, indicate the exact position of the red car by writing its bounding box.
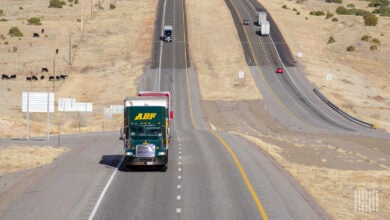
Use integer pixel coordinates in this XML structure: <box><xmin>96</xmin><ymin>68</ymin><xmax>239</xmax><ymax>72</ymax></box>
<box><xmin>275</xmin><ymin>67</ymin><xmax>283</xmax><ymax>74</ymax></box>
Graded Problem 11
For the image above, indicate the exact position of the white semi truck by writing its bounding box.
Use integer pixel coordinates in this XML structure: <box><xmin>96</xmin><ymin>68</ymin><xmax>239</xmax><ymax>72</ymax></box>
<box><xmin>161</xmin><ymin>26</ymin><xmax>173</xmax><ymax>42</ymax></box>
<box><xmin>258</xmin><ymin>11</ymin><xmax>267</xmax><ymax>26</ymax></box>
<box><xmin>260</xmin><ymin>20</ymin><xmax>270</xmax><ymax>36</ymax></box>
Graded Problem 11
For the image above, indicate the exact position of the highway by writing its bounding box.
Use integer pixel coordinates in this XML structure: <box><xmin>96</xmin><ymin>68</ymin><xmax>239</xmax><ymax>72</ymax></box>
<box><xmin>1</xmin><ymin>0</ymin><xmax>388</xmax><ymax>220</ymax></box>
<box><xmin>91</xmin><ymin>0</ymin><xmax>327</xmax><ymax>219</ymax></box>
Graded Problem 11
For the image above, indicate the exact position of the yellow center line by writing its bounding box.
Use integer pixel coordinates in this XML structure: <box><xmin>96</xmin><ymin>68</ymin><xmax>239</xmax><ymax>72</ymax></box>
<box><xmin>227</xmin><ymin>0</ymin><xmax>313</xmax><ymax>128</ymax></box>
<box><xmin>210</xmin><ymin>130</ymin><xmax>268</xmax><ymax>220</ymax></box>
<box><xmin>181</xmin><ymin>0</ymin><xmax>267</xmax><ymax>218</ymax></box>
<box><xmin>182</xmin><ymin>0</ymin><xmax>197</xmax><ymax>130</ymax></box>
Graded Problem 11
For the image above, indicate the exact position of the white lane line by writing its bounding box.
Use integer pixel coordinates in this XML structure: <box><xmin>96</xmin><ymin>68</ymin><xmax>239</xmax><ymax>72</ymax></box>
<box><xmin>176</xmin><ymin>208</ymin><xmax>182</xmax><ymax>213</ymax></box>
<box><xmin>178</xmin><ymin>175</ymin><xmax>182</xmax><ymax>180</ymax></box>
<box><xmin>178</xmin><ymin>168</ymin><xmax>182</xmax><ymax>172</ymax></box>
<box><xmin>177</xmin><ymin>184</ymin><xmax>181</xmax><ymax>189</ymax></box>
<box><xmin>177</xmin><ymin>195</ymin><xmax>182</xmax><ymax>200</ymax></box>
<box><xmin>179</xmin><ymin>156</ymin><xmax>182</xmax><ymax>160</ymax></box>
<box><xmin>158</xmin><ymin>0</ymin><xmax>168</xmax><ymax>91</ymax></box>
<box><xmin>88</xmin><ymin>157</ymin><xmax>124</xmax><ymax>220</ymax></box>
<box><xmin>178</xmin><ymin>161</ymin><xmax>182</xmax><ymax>165</ymax></box>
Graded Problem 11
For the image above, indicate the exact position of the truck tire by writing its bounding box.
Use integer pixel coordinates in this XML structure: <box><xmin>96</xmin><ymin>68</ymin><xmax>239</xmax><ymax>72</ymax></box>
<box><xmin>160</xmin><ymin>164</ymin><xmax>168</xmax><ymax>172</ymax></box>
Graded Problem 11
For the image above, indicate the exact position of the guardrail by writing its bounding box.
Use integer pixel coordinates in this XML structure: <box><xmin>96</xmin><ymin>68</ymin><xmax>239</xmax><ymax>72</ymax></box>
<box><xmin>313</xmin><ymin>89</ymin><xmax>377</xmax><ymax>129</ymax></box>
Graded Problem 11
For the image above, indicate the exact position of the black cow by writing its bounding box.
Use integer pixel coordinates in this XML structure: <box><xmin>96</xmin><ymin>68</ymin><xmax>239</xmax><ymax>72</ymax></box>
<box><xmin>26</xmin><ymin>76</ymin><xmax>32</xmax><ymax>81</ymax></box>
<box><xmin>33</xmin><ymin>33</ymin><xmax>39</xmax><ymax>38</ymax></box>
<box><xmin>59</xmin><ymin>74</ymin><xmax>68</xmax><ymax>80</ymax></box>
<box><xmin>31</xmin><ymin>75</ymin><xmax>38</xmax><ymax>81</ymax></box>
<box><xmin>56</xmin><ymin>49</ymin><xmax>59</xmax><ymax>54</ymax></box>
<box><xmin>2</xmin><ymin>74</ymin><xmax>9</xmax><ymax>80</ymax></box>
<box><xmin>41</xmin><ymin>68</ymin><xmax>48</xmax><ymax>72</ymax></box>
<box><xmin>55</xmin><ymin>75</ymin><xmax>60</xmax><ymax>80</ymax></box>
<box><xmin>10</xmin><ymin>74</ymin><xmax>16</xmax><ymax>79</ymax></box>
<box><xmin>40</xmin><ymin>75</ymin><xmax>45</xmax><ymax>80</ymax></box>
<box><xmin>41</xmin><ymin>29</ymin><xmax>45</xmax><ymax>33</ymax></box>
<box><xmin>49</xmin><ymin>76</ymin><xmax>55</xmax><ymax>81</ymax></box>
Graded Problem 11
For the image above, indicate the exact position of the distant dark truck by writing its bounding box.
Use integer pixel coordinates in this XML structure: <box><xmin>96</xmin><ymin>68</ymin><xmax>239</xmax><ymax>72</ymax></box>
<box><xmin>161</xmin><ymin>25</ymin><xmax>173</xmax><ymax>42</ymax></box>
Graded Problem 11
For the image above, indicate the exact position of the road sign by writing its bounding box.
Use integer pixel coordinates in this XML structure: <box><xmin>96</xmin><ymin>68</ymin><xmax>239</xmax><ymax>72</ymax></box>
<box><xmin>22</xmin><ymin>92</ymin><xmax>55</xmax><ymax>113</ymax></box>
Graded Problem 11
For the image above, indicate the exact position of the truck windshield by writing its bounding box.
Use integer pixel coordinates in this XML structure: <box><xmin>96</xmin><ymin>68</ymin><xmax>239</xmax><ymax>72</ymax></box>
<box><xmin>130</xmin><ymin>125</ymin><xmax>162</xmax><ymax>137</ymax></box>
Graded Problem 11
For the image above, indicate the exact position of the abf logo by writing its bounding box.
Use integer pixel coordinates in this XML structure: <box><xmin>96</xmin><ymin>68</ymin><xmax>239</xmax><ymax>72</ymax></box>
<box><xmin>135</xmin><ymin>113</ymin><xmax>157</xmax><ymax>120</ymax></box>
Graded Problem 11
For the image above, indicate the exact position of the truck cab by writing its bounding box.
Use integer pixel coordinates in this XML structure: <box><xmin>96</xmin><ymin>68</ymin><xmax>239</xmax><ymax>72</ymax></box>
<box><xmin>121</xmin><ymin>97</ymin><xmax>169</xmax><ymax>172</ymax></box>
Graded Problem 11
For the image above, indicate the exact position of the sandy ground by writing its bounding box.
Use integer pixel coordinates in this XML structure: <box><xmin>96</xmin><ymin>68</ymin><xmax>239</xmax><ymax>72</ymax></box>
<box><xmin>0</xmin><ymin>0</ymin><xmax>389</xmax><ymax>219</ymax></box>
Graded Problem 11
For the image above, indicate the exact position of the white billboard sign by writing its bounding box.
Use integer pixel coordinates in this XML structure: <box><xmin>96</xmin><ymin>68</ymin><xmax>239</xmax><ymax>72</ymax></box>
<box><xmin>110</xmin><ymin>105</ymin><xmax>124</xmax><ymax>114</ymax></box>
<box><xmin>58</xmin><ymin>98</ymin><xmax>93</xmax><ymax>112</ymax></box>
<box><xmin>103</xmin><ymin>108</ymin><xmax>113</xmax><ymax>119</ymax></box>
<box><xmin>22</xmin><ymin>92</ymin><xmax>55</xmax><ymax>113</ymax></box>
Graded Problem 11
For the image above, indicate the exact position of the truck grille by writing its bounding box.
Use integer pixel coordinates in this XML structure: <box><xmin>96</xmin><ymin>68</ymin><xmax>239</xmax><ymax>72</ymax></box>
<box><xmin>136</xmin><ymin>144</ymin><xmax>156</xmax><ymax>157</ymax></box>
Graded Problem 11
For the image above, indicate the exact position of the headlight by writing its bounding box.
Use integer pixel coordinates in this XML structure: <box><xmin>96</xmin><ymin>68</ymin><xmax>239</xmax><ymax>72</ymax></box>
<box><xmin>125</xmin><ymin>152</ymin><xmax>133</xmax><ymax>156</ymax></box>
<box><xmin>158</xmin><ymin>151</ymin><xmax>166</xmax><ymax>156</ymax></box>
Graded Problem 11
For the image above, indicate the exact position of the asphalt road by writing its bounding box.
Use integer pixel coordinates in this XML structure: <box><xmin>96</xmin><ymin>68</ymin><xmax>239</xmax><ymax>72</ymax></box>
<box><xmin>92</xmin><ymin>0</ymin><xmax>327</xmax><ymax>219</ymax></box>
<box><xmin>4</xmin><ymin>0</ymin><xmax>388</xmax><ymax>220</ymax></box>
<box><xmin>226</xmin><ymin>0</ymin><xmax>390</xmax><ymax>140</ymax></box>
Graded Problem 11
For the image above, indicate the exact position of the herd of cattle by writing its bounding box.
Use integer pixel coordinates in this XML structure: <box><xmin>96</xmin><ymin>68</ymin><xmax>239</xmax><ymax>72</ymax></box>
<box><xmin>2</xmin><ymin>68</ymin><xmax>68</xmax><ymax>81</ymax></box>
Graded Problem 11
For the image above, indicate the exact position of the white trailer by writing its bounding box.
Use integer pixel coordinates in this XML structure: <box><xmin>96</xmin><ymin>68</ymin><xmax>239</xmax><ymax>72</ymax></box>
<box><xmin>260</xmin><ymin>20</ymin><xmax>270</xmax><ymax>35</ymax></box>
<box><xmin>258</xmin><ymin>11</ymin><xmax>267</xmax><ymax>26</ymax></box>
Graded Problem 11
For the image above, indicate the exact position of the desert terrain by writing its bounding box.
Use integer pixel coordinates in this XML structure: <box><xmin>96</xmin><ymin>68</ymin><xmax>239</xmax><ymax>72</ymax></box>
<box><xmin>0</xmin><ymin>0</ymin><xmax>389</xmax><ymax>219</ymax></box>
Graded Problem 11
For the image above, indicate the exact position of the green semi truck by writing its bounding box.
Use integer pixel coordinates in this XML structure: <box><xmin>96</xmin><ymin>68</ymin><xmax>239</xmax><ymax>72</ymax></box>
<box><xmin>121</xmin><ymin>96</ymin><xmax>169</xmax><ymax>171</ymax></box>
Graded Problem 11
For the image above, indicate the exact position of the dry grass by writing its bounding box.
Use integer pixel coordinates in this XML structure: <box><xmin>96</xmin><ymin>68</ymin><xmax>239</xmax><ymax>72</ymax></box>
<box><xmin>186</xmin><ymin>0</ymin><xmax>262</xmax><ymax>101</ymax></box>
<box><xmin>239</xmin><ymin>133</ymin><xmax>390</xmax><ymax>219</ymax></box>
<box><xmin>0</xmin><ymin>145</ymin><xmax>68</xmax><ymax>175</ymax></box>
<box><xmin>258</xmin><ymin>0</ymin><xmax>390</xmax><ymax>131</ymax></box>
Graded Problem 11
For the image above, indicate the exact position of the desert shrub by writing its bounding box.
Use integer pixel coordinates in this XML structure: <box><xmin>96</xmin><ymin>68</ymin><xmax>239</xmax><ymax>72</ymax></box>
<box><xmin>68</xmin><ymin>0</ymin><xmax>73</xmax><ymax>2</ymax></box>
<box><xmin>351</xmin><ymin>8</ymin><xmax>370</xmax><ymax>16</ymax></box>
<box><xmin>347</xmin><ymin>3</ymin><xmax>355</xmax><ymax>8</ymax></box>
<box><xmin>297</xmin><ymin>11</ymin><xmax>301</xmax><ymax>15</ymax></box>
<box><xmin>49</xmin><ymin>0</ymin><xmax>66</xmax><ymax>8</ymax></box>
<box><xmin>326</xmin><ymin>0</ymin><xmax>342</xmax><ymax>3</ymax></box>
<box><xmin>373</xmin><ymin>6</ymin><xmax>390</xmax><ymax>16</ymax></box>
<box><xmin>326</xmin><ymin>12</ymin><xmax>334</xmax><ymax>18</ymax></box>
<box><xmin>327</xmin><ymin>36</ymin><xmax>336</xmax><ymax>44</ymax></box>
<box><xmin>0</xmin><ymin>9</ymin><xmax>4</xmax><ymax>16</ymax></box>
<box><xmin>346</xmin><ymin>45</ymin><xmax>355</xmax><ymax>51</ymax></box>
<box><xmin>364</xmin><ymin>13</ymin><xmax>378</xmax><ymax>26</ymax></box>
<box><xmin>372</xmin><ymin>38</ymin><xmax>381</xmax><ymax>44</ymax></box>
<box><xmin>8</xmin><ymin>27</ymin><xmax>23</xmax><ymax>37</ymax></box>
<box><xmin>336</xmin><ymin>6</ymin><xmax>352</xmax><ymax>14</ymax></box>
<box><xmin>19</xmin><ymin>7</ymin><xmax>23</xmax><ymax>10</ymax></box>
<box><xmin>75</xmin><ymin>0</ymin><xmax>79</xmax><ymax>4</ymax></box>
<box><xmin>370</xmin><ymin>45</ymin><xmax>378</xmax><ymax>50</ymax></box>
<box><xmin>110</xmin><ymin>3</ymin><xmax>116</xmax><ymax>9</ymax></box>
<box><xmin>0</xmin><ymin>18</ymin><xmax>7</xmax><ymax>22</ymax></box>
<box><xmin>332</xmin><ymin>17</ymin><xmax>339</xmax><ymax>21</ymax></box>
<box><xmin>293</xmin><ymin>8</ymin><xmax>297</xmax><ymax>11</ymax></box>
<box><xmin>361</xmin><ymin>35</ymin><xmax>372</xmax><ymax>41</ymax></box>
<box><xmin>28</xmin><ymin>17</ymin><xmax>42</xmax><ymax>25</ymax></box>
<box><xmin>310</xmin><ymin>10</ymin><xmax>326</xmax><ymax>16</ymax></box>
<box><xmin>368</xmin><ymin>0</ymin><xmax>390</xmax><ymax>7</ymax></box>
<box><xmin>69</xmin><ymin>4</ymin><xmax>73</xmax><ymax>7</ymax></box>
<box><xmin>282</xmin><ymin>5</ymin><xmax>288</xmax><ymax>9</ymax></box>
<box><xmin>12</xmin><ymin>46</ymin><xmax>17</xmax><ymax>52</ymax></box>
